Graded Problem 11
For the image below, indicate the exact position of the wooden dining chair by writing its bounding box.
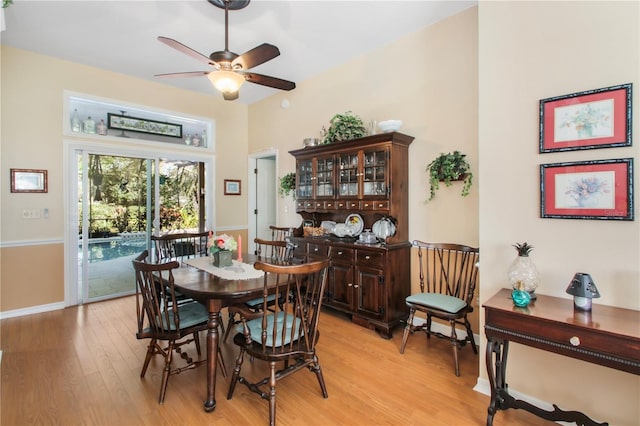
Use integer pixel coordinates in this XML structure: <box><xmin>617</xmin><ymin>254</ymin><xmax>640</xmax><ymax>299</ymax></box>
<box><xmin>399</xmin><ymin>241</ymin><xmax>480</xmax><ymax>376</ymax></box>
<box><xmin>151</xmin><ymin>231</ymin><xmax>209</xmax><ymax>263</ymax></box>
<box><xmin>133</xmin><ymin>250</ymin><xmax>226</xmax><ymax>404</ymax></box>
<box><xmin>269</xmin><ymin>225</ymin><xmax>295</xmax><ymax>242</ymax></box>
<box><xmin>226</xmin><ymin>259</ymin><xmax>330</xmax><ymax>426</ymax></box>
<box><xmin>223</xmin><ymin>238</ymin><xmax>295</xmax><ymax>343</ymax></box>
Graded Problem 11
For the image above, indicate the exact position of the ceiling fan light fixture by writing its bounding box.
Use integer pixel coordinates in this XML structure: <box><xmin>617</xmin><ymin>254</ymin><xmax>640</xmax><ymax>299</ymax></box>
<box><xmin>208</xmin><ymin>70</ymin><xmax>245</xmax><ymax>95</ymax></box>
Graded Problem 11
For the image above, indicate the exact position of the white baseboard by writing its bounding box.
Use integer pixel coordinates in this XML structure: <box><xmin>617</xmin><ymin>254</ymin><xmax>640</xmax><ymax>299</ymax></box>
<box><xmin>0</xmin><ymin>301</ymin><xmax>65</xmax><ymax>320</ymax></box>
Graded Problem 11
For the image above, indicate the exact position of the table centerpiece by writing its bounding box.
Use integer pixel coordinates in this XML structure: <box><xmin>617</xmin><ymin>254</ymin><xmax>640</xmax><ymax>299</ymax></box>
<box><xmin>207</xmin><ymin>232</ymin><xmax>237</xmax><ymax>268</ymax></box>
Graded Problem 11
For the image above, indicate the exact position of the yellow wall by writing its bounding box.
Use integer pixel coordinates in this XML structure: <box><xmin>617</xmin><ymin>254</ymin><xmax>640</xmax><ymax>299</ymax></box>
<box><xmin>2</xmin><ymin>2</ymin><xmax>639</xmax><ymax>423</ymax></box>
<box><xmin>479</xmin><ymin>2</ymin><xmax>639</xmax><ymax>424</ymax></box>
<box><xmin>249</xmin><ymin>8</ymin><xmax>479</xmax><ymax>247</ymax></box>
<box><xmin>0</xmin><ymin>46</ymin><xmax>249</xmax><ymax>311</ymax></box>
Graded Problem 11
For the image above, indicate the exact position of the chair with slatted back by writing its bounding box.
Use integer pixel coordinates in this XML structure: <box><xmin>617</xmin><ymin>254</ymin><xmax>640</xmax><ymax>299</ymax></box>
<box><xmin>151</xmin><ymin>231</ymin><xmax>209</xmax><ymax>263</ymax></box>
<box><xmin>269</xmin><ymin>225</ymin><xmax>295</xmax><ymax>242</ymax></box>
<box><xmin>226</xmin><ymin>259</ymin><xmax>330</xmax><ymax>426</ymax></box>
<box><xmin>399</xmin><ymin>241</ymin><xmax>480</xmax><ymax>376</ymax></box>
<box><xmin>222</xmin><ymin>238</ymin><xmax>295</xmax><ymax>343</ymax></box>
<box><xmin>133</xmin><ymin>250</ymin><xmax>226</xmax><ymax>404</ymax></box>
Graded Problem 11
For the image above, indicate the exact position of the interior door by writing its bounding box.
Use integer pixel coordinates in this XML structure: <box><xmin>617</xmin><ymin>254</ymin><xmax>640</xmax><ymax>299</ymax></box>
<box><xmin>255</xmin><ymin>157</ymin><xmax>276</xmax><ymax>243</ymax></box>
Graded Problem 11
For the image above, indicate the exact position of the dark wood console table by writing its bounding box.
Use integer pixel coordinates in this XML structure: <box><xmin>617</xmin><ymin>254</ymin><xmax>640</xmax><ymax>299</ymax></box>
<box><xmin>483</xmin><ymin>288</ymin><xmax>640</xmax><ymax>426</ymax></box>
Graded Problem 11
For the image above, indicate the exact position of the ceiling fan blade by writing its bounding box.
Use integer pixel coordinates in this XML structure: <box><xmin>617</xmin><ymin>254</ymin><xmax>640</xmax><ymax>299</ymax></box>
<box><xmin>232</xmin><ymin>43</ymin><xmax>280</xmax><ymax>70</ymax></box>
<box><xmin>157</xmin><ymin>36</ymin><xmax>212</xmax><ymax>66</ymax></box>
<box><xmin>243</xmin><ymin>72</ymin><xmax>296</xmax><ymax>91</ymax></box>
<box><xmin>223</xmin><ymin>91</ymin><xmax>240</xmax><ymax>101</ymax></box>
<box><xmin>155</xmin><ymin>71</ymin><xmax>210</xmax><ymax>78</ymax></box>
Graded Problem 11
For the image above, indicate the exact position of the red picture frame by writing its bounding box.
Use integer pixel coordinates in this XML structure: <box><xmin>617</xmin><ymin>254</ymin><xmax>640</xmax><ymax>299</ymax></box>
<box><xmin>540</xmin><ymin>158</ymin><xmax>633</xmax><ymax>220</ymax></box>
<box><xmin>539</xmin><ymin>83</ymin><xmax>632</xmax><ymax>153</ymax></box>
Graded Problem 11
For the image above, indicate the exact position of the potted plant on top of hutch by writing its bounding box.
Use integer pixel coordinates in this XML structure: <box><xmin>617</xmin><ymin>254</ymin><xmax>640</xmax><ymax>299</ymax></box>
<box><xmin>288</xmin><ymin>126</ymin><xmax>413</xmax><ymax>339</ymax></box>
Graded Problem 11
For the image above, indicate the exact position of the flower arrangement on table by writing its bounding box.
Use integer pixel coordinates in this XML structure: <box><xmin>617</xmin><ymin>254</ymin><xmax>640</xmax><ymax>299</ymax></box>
<box><xmin>207</xmin><ymin>232</ymin><xmax>237</xmax><ymax>267</ymax></box>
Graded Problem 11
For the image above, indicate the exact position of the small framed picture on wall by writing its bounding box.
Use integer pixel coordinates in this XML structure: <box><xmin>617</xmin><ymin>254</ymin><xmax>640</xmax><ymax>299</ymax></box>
<box><xmin>10</xmin><ymin>168</ymin><xmax>48</xmax><ymax>193</ymax></box>
<box><xmin>224</xmin><ymin>179</ymin><xmax>241</xmax><ymax>195</ymax></box>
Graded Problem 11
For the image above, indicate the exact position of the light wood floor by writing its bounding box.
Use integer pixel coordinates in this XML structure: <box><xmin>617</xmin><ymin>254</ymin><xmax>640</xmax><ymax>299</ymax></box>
<box><xmin>1</xmin><ymin>296</ymin><xmax>549</xmax><ymax>425</ymax></box>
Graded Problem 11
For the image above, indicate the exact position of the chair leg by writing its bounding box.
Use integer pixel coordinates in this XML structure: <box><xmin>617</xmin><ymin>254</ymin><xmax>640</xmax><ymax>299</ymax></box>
<box><xmin>449</xmin><ymin>321</ymin><xmax>460</xmax><ymax>377</ymax></box>
<box><xmin>158</xmin><ymin>341</ymin><xmax>175</xmax><ymax>404</ymax></box>
<box><xmin>226</xmin><ymin>347</ymin><xmax>245</xmax><ymax>400</ymax></box>
<box><xmin>223</xmin><ymin>311</ymin><xmax>235</xmax><ymax>343</ymax></box>
<box><xmin>140</xmin><ymin>338</ymin><xmax>157</xmax><ymax>378</ymax></box>
<box><xmin>310</xmin><ymin>354</ymin><xmax>328</xmax><ymax>398</ymax></box>
<box><xmin>464</xmin><ymin>317</ymin><xmax>478</xmax><ymax>354</ymax></box>
<box><xmin>217</xmin><ymin>346</ymin><xmax>228</xmax><ymax>379</ymax></box>
<box><xmin>426</xmin><ymin>314</ymin><xmax>433</xmax><ymax>339</ymax></box>
<box><xmin>268</xmin><ymin>361</ymin><xmax>277</xmax><ymax>426</ymax></box>
<box><xmin>399</xmin><ymin>309</ymin><xmax>415</xmax><ymax>354</ymax></box>
<box><xmin>193</xmin><ymin>332</ymin><xmax>202</xmax><ymax>356</ymax></box>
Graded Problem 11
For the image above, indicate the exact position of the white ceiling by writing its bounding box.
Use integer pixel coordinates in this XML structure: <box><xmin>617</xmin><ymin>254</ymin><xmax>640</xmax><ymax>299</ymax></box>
<box><xmin>0</xmin><ymin>0</ymin><xmax>475</xmax><ymax>104</ymax></box>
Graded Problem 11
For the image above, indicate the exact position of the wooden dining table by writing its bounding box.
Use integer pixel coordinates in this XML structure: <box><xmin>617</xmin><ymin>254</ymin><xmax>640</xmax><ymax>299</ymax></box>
<box><xmin>171</xmin><ymin>253</ymin><xmax>268</xmax><ymax>412</ymax></box>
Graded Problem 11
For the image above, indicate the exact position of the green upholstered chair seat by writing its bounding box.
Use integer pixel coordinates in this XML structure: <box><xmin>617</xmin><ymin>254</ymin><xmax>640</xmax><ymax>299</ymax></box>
<box><xmin>157</xmin><ymin>301</ymin><xmax>208</xmax><ymax>331</ymax></box>
<box><xmin>406</xmin><ymin>292</ymin><xmax>467</xmax><ymax>314</ymax></box>
<box><xmin>243</xmin><ymin>311</ymin><xmax>303</xmax><ymax>347</ymax></box>
<box><xmin>245</xmin><ymin>293</ymin><xmax>278</xmax><ymax>308</ymax></box>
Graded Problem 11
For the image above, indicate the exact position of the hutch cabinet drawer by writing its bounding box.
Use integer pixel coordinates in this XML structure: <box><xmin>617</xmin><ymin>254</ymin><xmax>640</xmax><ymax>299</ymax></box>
<box><xmin>296</xmin><ymin>200</ymin><xmax>316</xmax><ymax>210</ymax></box>
<box><xmin>356</xmin><ymin>250</ymin><xmax>385</xmax><ymax>268</ymax></box>
<box><xmin>308</xmin><ymin>243</ymin><xmax>330</xmax><ymax>258</ymax></box>
<box><xmin>332</xmin><ymin>247</ymin><xmax>355</xmax><ymax>262</ymax></box>
<box><xmin>362</xmin><ymin>200</ymin><xmax>389</xmax><ymax>210</ymax></box>
<box><xmin>324</xmin><ymin>200</ymin><xmax>337</xmax><ymax>210</ymax></box>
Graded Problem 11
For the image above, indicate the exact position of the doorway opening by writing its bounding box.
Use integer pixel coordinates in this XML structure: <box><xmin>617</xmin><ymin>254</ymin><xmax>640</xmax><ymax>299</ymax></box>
<box><xmin>248</xmin><ymin>151</ymin><xmax>277</xmax><ymax>254</ymax></box>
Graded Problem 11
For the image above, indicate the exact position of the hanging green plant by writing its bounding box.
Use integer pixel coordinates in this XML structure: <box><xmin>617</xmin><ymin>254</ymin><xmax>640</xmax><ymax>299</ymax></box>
<box><xmin>322</xmin><ymin>111</ymin><xmax>367</xmax><ymax>144</ymax></box>
<box><xmin>278</xmin><ymin>172</ymin><xmax>296</xmax><ymax>198</ymax></box>
<box><xmin>425</xmin><ymin>150</ymin><xmax>473</xmax><ymax>201</ymax></box>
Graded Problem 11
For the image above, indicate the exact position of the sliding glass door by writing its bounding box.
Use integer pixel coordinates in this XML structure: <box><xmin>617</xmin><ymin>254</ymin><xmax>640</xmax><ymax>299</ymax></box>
<box><xmin>75</xmin><ymin>152</ymin><xmax>207</xmax><ymax>303</ymax></box>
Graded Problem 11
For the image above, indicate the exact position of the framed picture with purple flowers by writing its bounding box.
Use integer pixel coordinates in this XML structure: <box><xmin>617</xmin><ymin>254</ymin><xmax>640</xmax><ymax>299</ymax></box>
<box><xmin>540</xmin><ymin>158</ymin><xmax>633</xmax><ymax>220</ymax></box>
<box><xmin>539</xmin><ymin>83</ymin><xmax>632</xmax><ymax>153</ymax></box>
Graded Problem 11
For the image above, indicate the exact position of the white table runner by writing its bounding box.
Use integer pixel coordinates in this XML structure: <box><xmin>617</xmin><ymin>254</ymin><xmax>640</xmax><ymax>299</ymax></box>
<box><xmin>183</xmin><ymin>256</ymin><xmax>264</xmax><ymax>280</ymax></box>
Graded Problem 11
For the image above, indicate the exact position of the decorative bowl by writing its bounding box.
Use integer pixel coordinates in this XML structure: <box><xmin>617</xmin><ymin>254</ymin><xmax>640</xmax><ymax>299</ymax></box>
<box><xmin>378</xmin><ymin>120</ymin><xmax>402</xmax><ymax>132</ymax></box>
<box><xmin>303</xmin><ymin>138</ymin><xmax>321</xmax><ymax>147</ymax></box>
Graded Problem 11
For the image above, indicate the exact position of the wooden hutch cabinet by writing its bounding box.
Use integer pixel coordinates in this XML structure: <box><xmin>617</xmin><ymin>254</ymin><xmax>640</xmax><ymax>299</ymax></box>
<box><xmin>288</xmin><ymin>132</ymin><xmax>413</xmax><ymax>338</ymax></box>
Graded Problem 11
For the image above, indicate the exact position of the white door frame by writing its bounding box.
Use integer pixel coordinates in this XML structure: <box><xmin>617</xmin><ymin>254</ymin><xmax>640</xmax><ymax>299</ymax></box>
<box><xmin>247</xmin><ymin>149</ymin><xmax>279</xmax><ymax>253</ymax></box>
<box><xmin>63</xmin><ymin>140</ymin><xmax>215</xmax><ymax>306</ymax></box>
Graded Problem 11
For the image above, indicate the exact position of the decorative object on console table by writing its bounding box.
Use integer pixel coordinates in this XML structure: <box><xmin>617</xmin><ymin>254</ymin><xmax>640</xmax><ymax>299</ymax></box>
<box><xmin>425</xmin><ymin>150</ymin><xmax>473</xmax><ymax>201</ymax></box>
<box><xmin>566</xmin><ymin>272</ymin><xmax>600</xmax><ymax>312</ymax></box>
<box><xmin>507</xmin><ymin>242</ymin><xmax>540</xmax><ymax>299</ymax></box>
<box><xmin>322</xmin><ymin>111</ymin><xmax>367</xmax><ymax>144</ymax></box>
<box><xmin>540</xmin><ymin>158</ymin><xmax>634</xmax><ymax>221</ymax></box>
<box><xmin>224</xmin><ymin>179</ymin><xmax>241</xmax><ymax>195</ymax></box>
<box><xmin>511</xmin><ymin>281</ymin><xmax>531</xmax><ymax>307</ymax></box>
<box><xmin>539</xmin><ymin>82</ymin><xmax>632</xmax><ymax>153</ymax></box>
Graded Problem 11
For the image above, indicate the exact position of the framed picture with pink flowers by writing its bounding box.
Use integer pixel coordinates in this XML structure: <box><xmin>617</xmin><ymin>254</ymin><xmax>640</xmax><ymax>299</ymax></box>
<box><xmin>540</xmin><ymin>158</ymin><xmax>633</xmax><ymax>220</ymax></box>
<box><xmin>539</xmin><ymin>83</ymin><xmax>632</xmax><ymax>153</ymax></box>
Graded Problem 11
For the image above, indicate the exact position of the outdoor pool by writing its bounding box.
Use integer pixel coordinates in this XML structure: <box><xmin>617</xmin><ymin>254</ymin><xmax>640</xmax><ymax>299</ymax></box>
<box><xmin>82</xmin><ymin>239</ymin><xmax>148</xmax><ymax>263</ymax></box>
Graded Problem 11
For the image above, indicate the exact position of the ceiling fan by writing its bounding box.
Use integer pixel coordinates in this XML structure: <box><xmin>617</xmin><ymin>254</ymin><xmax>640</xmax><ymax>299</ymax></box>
<box><xmin>155</xmin><ymin>0</ymin><xmax>295</xmax><ymax>101</ymax></box>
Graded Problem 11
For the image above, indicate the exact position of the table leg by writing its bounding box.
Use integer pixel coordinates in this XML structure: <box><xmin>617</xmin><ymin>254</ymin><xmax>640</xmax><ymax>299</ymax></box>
<box><xmin>204</xmin><ymin>300</ymin><xmax>221</xmax><ymax>412</ymax></box>
<box><xmin>486</xmin><ymin>337</ymin><xmax>508</xmax><ymax>426</ymax></box>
